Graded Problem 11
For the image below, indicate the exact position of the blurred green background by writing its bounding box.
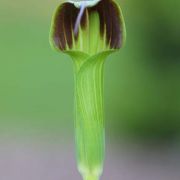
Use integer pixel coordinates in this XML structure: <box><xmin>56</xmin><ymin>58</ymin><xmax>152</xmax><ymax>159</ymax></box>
<box><xmin>0</xmin><ymin>0</ymin><xmax>180</xmax><ymax>141</ymax></box>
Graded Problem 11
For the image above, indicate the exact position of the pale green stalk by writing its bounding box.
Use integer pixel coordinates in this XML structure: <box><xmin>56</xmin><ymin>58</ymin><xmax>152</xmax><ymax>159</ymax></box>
<box><xmin>73</xmin><ymin>52</ymin><xmax>109</xmax><ymax>180</ymax></box>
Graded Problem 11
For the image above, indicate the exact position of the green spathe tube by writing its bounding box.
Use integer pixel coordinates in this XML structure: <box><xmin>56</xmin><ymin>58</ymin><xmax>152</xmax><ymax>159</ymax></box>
<box><xmin>50</xmin><ymin>0</ymin><xmax>126</xmax><ymax>179</ymax></box>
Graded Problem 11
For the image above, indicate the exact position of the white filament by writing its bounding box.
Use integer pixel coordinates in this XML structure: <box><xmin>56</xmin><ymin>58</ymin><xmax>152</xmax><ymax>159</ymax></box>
<box><xmin>74</xmin><ymin>2</ymin><xmax>87</xmax><ymax>35</ymax></box>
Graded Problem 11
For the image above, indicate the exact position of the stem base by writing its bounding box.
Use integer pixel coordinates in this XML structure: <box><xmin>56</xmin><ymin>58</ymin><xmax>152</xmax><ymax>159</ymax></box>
<box><xmin>83</xmin><ymin>174</ymin><xmax>99</xmax><ymax>180</ymax></box>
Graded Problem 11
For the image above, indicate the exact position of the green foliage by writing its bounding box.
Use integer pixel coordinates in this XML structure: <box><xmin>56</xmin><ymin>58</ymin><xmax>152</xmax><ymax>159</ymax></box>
<box><xmin>0</xmin><ymin>0</ymin><xmax>179</xmax><ymax>150</ymax></box>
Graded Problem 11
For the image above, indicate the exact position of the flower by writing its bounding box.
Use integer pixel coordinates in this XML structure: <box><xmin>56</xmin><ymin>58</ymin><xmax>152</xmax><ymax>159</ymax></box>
<box><xmin>49</xmin><ymin>1</ymin><xmax>126</xmax><ymax>179</ymax></box>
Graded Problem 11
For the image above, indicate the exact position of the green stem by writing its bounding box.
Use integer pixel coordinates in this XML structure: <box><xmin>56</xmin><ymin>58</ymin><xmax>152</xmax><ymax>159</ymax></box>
<box><xmin>73</xmin><ymin>52</ymin><xmax>108</xmax><ymax>180</ymax></box>
<box><xmin>83</xmin><ymin>174</ymin><xmax>99</xmax><ymax>180</ymax></box>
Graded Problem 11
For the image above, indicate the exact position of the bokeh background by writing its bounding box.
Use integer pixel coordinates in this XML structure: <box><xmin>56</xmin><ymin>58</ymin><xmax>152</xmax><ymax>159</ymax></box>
<box><xmin>0</xmin><ymin>0</ymin><xmax>180</xmax><ymax>179</ymax></box>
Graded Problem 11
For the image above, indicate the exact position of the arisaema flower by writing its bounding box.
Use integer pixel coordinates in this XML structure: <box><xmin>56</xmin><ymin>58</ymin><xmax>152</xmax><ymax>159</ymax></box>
<box><xmin>50</xmin><ymin>0</ymin><xmax>126</xmax><ymax>179</ymax></box>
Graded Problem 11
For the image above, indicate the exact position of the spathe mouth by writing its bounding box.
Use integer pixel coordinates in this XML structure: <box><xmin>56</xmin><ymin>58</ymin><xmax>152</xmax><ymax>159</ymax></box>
<box><xmin>50</xmin><ymin>0</ymin><xmax>125</xmax><ymax>52</ymax></box>
<box><xmin>68</xmin><ymin>0</ymin><xmax>102</xmax><ymax>8</ymax></box>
